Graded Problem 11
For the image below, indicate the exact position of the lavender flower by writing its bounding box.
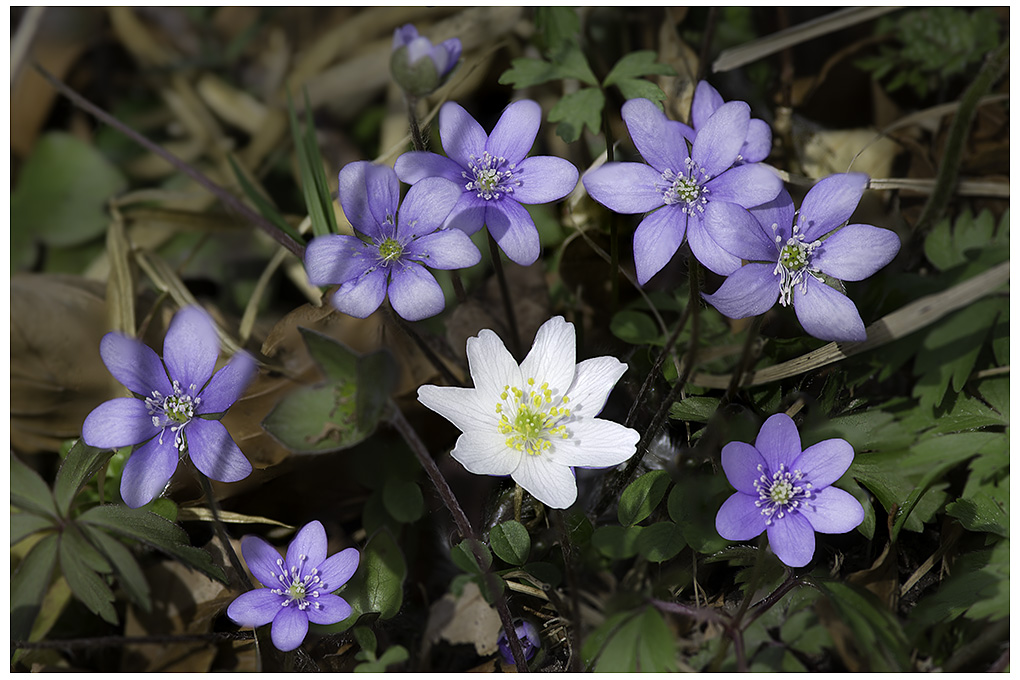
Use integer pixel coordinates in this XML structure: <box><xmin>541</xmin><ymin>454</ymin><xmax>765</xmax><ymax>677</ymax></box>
<box><xmin>227</xmin><ymin>521</ymin><xmax>359</xmax><ymax>652</ymax></box>
<box><xmin>691</xmin><ymin>81</ymin><xmax>772</xmax><ymax>164</ymax></box>
<box><xmin>497</xmin><ymin>619</ymin><xmax>541</xmax><ymax>666</ymax></box>
<box><xmin>304</xmin><ymin>161</ymin><xmax>480</xmax><ymax>321</ymax></box>
<box><xmin>82</xmin><ymin>307</ymin><xmax>255</xmax><ymax>508</ymax></box>
<box><xmin>391</xmin><ymin>24</ymin><xmax>462</xmax><ymax>97</ymax></box>
<box><xmin>582</xmin><ymin>97</ymin><xmax>782</xmax><ymax>282</ymax></box>
<box><xmin>394</xmin><ymin>100</ymin><xmax>579</xmax><ymax>266</ymax></box>
<box><xmin>703</xmin><ymin>173</ymin><xmax>901</xmax><ymax>342</ymax></box>
<box><xmin>715</xmin><ymin>414</ymin><xmax>864</xmax><ymax>568</ymax></box>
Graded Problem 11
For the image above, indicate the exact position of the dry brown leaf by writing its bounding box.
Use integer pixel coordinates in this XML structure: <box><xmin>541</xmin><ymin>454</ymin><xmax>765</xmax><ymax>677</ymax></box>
<box><xmin>424</xmin><ymin>581</ymin><xmax>502</xmax><ymax>656</ymax></box>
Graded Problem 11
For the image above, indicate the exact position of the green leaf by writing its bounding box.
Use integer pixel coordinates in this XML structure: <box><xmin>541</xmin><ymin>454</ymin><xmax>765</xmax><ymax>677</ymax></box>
<box><xmin>489</xmin><ymin>520</ymin><xmax>531</xmax><ymax>566</ymax></box>
<box><xmin>300</xmin><ymin>327</ymin><xmax>359</xmax><ymax>382</ymax></box>
<box><xmin>603</xmin><ymin>51</ymin><xmax>677</xmax><ymax>86</ymax></box>
<box><xmin>81</xmin><ymin>525</ymin><xmax>152</xmax><ymax>612</ymax></box>
<box><xmin>614</xmin><ymin>78</ymin><xmax>670</xmax><ymax>104</ymax></box>
<box><xmin>667</xmin><ymin>476</ymin><xmax>732</xmax><ymax>553</ymax></box>
<box><xmin>534</xmin><ymin>7</ymin><xmax>580</xmax><ymax>54</ymax></box>
<box><xmin>11</xmin><ymin>455</ymin><xmax>58</xmax><ymax>520</ymax></box>
<box><xmin>451</xmin><ymin>538</ymin><xmax>492</xmax><ymax>574</ymax></box>
<box><xmin>669</xmin><ymin>396</ymin><xmax>720</xmax><ymax>424</ymax></box>
<box><xmin>565</xmin><ymin>510</ymin><xmax>593</xmax><ymax>546</ymax></box>
<box><xmin>814</xmin><ymin>579</ymin><xmax>911</xmax><ymax>671</ymax></box>
<box><xmin>498</xmin><ymin>57</ymin><xmax>562</xmax><ymax>89</ymax></box>
<box><xmin>610</xmin><ymin>309</ymin><xmax>660</xmax><ymax>346</ymax></box>
<box><xmin>381</xmin><ymin>479</ymin><xmax>424</xmax><ymax>524</ymax></box>
<box><xmin>355</xmin><ymin>644</ymin><xmax>409</xmax><ymax>672</ymax></box>
<box><xmin>59</xmin><ymin>532</ymin><xmax>117</xmax><ymax>624</ymax></box>
<box><xmin>946</xmin><ymin>488</ymin><xmax>1009</xmax><ymax>537</ymax></box>
<box><xmin>287</xmin><ymin>91</ymin><xmax>337</xmax><ymax>238</ymax></box>
<box><xmin>549</xmin><ymin>87</ymin><xmax>605</xmax><ymax>144</ymax></box>
<box><xmin>635</xmin><ymin>521</ymin><xmax>686</xmax><ymax>562</ymax></box>
<box><xmin>262</xmin><ymin>382</ymin><xmax>367</xmax><ymax>454</ymax></box>
<box><xmin>11</xmin><ymin>512</ymin><xmax>55</xmax><ymax>545</ymax></box>
<box><xmin>11</xmin><ymin>534</ymin><xmax>59</xmax><ymax>642</ymax></box>
<box><xmin>923</xmin><ymin>215</ymin><xmax>958</xmax><ymax>271</ymax></box>
<box><xmin>341</xmin><ymin>529</ymin><xmax>407</xmax><ymax>623</ymax></box>
<box><xmin>227</xmin><ymin>155</ymin><xmax>304</xmax><ymax>243</ymax></box>
<box><xmin>907</xmin><ymin>542</ymin><xmax>1009</xmax><ymax>631</ymax></box>
<box><xmin>618</xmin><ymin>470</ymin><xmax>672</xmax><ymax>527</ymax></box>
<box><xmin>356</xmin><ymin>350</ymin><xmax>397</xmax><ymax>431</ymax></box>
<box><xmin>53</xmin><ymin>440</ymin><xmax>114</xmax><ymax>517</ymax></box>
<box><xmin>591</xmin><ymin>525</ymin><xmax>643</xmax><ymax>559</ymax></box>
<box><xmin>582</xmin><ymin>607</ymin><xmax>676</xmax><ymax>672</ymax></box>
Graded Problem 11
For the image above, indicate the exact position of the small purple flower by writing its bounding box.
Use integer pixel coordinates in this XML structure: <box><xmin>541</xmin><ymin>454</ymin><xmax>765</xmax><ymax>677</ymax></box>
<box><xmin>394</xmin><ymin>100</ymin><xmax>579</xmax><ymax>266</ymax></box>
<box><xmin>227</xmin><ymin>521</ymin><xmax>359</xmax><ymax>652</ymax></box>
<box><xmin>715</xmin><ymin>414</ymin><xmax>864</xmax><ymax>568</ymax></box>
<box><xmin>691</xmin><ymin>81</ymin><xmax>772</xmax><ymax>164</ymax></box>
<box><xmin>497</xmin><ymin>619</ymin><xmax>541</xmax><ymax>666</ymax></box>
<box><xmin>391</xmin><ymin>24</ymin><xmax>461</xmax><ymax>96</ymax></box>
<box><xmin>703</xmin><ymin>173</ymin><xmax>901</xmax><ymax>342</ymax></box>
<box><xmin>82</xmin><ymin>307</ymin><xmax>255</xmax><ymax>508</ymax></box>
<box><xmin>304</xmin><ymin>161</ymin><xmax>480</xmax><ymax>321</ymax></box>
<box><xmin>583</xmin><ymin>97</ymin><xmax>782</xmax><ymax>282</ymax></box>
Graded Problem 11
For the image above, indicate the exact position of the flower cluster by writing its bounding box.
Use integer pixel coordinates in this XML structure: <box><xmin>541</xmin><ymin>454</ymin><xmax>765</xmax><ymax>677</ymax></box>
<box><xmin>390</xmin><ymin>24</ymin><xmax>461</xmax><ymax>97</ymax></box>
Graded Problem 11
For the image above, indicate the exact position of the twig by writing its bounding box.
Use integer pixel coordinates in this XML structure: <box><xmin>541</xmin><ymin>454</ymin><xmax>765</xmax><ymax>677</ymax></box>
<box><xmin>554</xmin><ymin>510</ymin><xmax>583</xmax><ymax>672</ymax></box>
<box><xmin>196</xmin><ymin>471</ymin><xmax>253</xmax><ymax>591</ymax></box>
<box><xmin>624</xmin><ymin>304</ymin><xmax>692</xmax><ymax>429</ymax></box>
<box><xmin>13</xmin><ymin>631</ymin><xmax>255</xmax><ymax>650</ymax></box>
<box><xmin>384</xmin><ymin>304</ymin><xmax>464</xmax><ymax>387</ymax></box>
<box><xmin>486</xmin><ymin>231</ymin><xmax>522</xmax><ymax>359</ymax></box>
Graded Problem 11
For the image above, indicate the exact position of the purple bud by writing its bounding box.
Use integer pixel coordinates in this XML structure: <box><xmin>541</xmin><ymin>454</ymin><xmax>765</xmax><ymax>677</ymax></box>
<box><xmin>497</xmin><ymin>620</ymin><xmax>541</xmax><ymax>666</ymax></box>
<box><xmin>390</xmin><ymin>23</ymin><xmax>462</xmax><ymax>97</ymax></box>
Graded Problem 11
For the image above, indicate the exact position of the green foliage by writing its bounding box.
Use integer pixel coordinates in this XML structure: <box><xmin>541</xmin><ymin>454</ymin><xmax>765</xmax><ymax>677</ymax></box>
<box><xmin>331</xmin><ymin>529</ymin><xmax>407</xmax><ymax>632</ymax></box>
<box><xmin>582</xmin><ymin>607</ymin><xmax>677</xmax><ymax>672</ymax></box>
<box><xmin>813</xmin><ymin>579</ymin><xmax>911</xmax><ymax>671</ymax></box>
<box><xmin>287</xmin><ymin>90</ymin><xmax>339</xmax><ymax>238</ymax></box>
<box><xmin>489</xmin><ymin>520</ymin><xmax>531</xmax><ymax>566</ymax></box>
<box><xmin>907</xmin><ymin>541</ymin><xmax>1009</xmax><ymax>633</ymax></box>
<box><xmin>381</xmin><ymin>479</ymin><xmax>424</xmax><ymax>524</ymax></box>
<box><xmin>618</xmin><ymin>470</ymin><xmax>671</xmax><ymax>526</ymax></box>
<box><xmin>592</xmin><ymin>525</ymin><xmax>642</xmax><ymax>559</ymax></box>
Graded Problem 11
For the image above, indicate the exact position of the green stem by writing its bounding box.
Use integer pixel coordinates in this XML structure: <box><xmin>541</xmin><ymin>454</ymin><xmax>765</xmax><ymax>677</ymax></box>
<box><xmin>405</xmin><ymin>94</ymin><xmax>428</xmax><ymax>153</ymax></box>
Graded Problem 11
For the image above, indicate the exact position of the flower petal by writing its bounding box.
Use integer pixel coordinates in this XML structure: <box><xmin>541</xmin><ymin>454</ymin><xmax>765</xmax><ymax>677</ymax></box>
<box><xmin>164</xmin><ymin>307</ymin><xmax>219</xmax><ymax>392</ymax></box>
<box><xmin>197</xmin><ymin>351</ymin><xmax>256</xmax><ymax>415</ymax></box>
<box><xmin>465</xmin><ymin>328</ymin><xmax>522</xmax><ymax>405</ymax></box>
<box><xmin>621</xmin><ymin>97</ymin><xmax>691</xmax><ymax>173</ymax></box>
<box><xmin>338</xmin><ymin>161</ymin><xmax>399</xmax><ymax>241</ymax></box>
<box><xmin>693</xmin><ymin>101</ymin><xmax>749</xmax><ymax>178</ymax></box>
<box><xmin>512</xmin><ymin>156</ymin><xmax>579</xmax><ymax>204</ymax></box>
<box><xmin>451</xmin><ymin>430</ymin><xmax>522</xmax><ymax>477</ymax></box>
<box><xmin>793</xmin><ymin>276</ymin><xmax>866</xmax><ymax>342</ymax></box>
<box><xmin>241</xmin><ymin>534</ymin><xmax>285</xmax><ymax>587</ymax></box>
<box><xmin>444</xmin><ymin>192</ymin><xmax>488</xmax><ymax>235</ymax></box>
<box><xmin>387</xmin><ymin>264</ymin><xmax>446</xmax><ymax>321</ymax></box>
<box><xmin>512</xmin><ymin>455</ymin><xmax>577</xmax><ymax>509</ymax></box>
<box><xmin>721</xmin><ymin>441</ymin><xmax>768</xmax><ymax>495</ymax></box>
<box><xmin>754</xmin><ymin>413</ymin><xmax>802</xmax><ymax>473</ymax></box>
<box><xmin>705</xmin><ymin>163</ymin><xmax>782</xmax><ymax>209</ymax></box>
<box><xmin>519</xmin><ymin>316</ymin><xmax>576</xmax><ymax>397</ymax></box>
<box><xmin>582</xmin><ymin>162</ymin><xmax>664</xmax><ymax>214</ymax></box>
<box><xmin>486</xmin><ymin>99</ymin><xmax>540</xmax><ymax>165</ymax></box>
<box><xmin>750</xmin><ymin>190</ymin><xmax>796</xmax><ymax>242</ymax></box>
<box><xmin>99</xmin><ymin>333</ymin><xmax>172</xmax><ymax>397</ymax></box>
<box><xmin>397</xmin><ymin>177</ymin><xmax>463</xmax><ymax>238</ymax></box>
<box><xmin>417</xmin><ymin>385</ymin><xmax>498</xmax><ymax>434</ymax></box>
<box><xmin>329</xmin><ymin>268</ymin><xmax>388</xmax><ymax>319</ymax></box>
<box><xmin>485</xmin><ymin>200</ymin><xmax>541</xmax><ymax>266</ymax></box>
<box><xmin>271</xmin><ymin>606</ymin><xmax>309</xmax><ymax>652</ymax></box>
<box><xmin>687</xmin><ymin>214</ymin><xmax>742</xmax><ymax>276</ymax></box>
<box><xmin>812</xmin><ymin>224</ymin><xmax>900</xmax><ymax>281</ymax></box>
<box><xmin>304</xmin><ymin>234</ymin><xmax>374</xmax><ymax>287</ymax></box>
<box><xmin>802</xmin><ymin>486</ymin><xmax>864</xmax><ymax>534</ymax></box>
<box><xmin>120</xmin><ymin>435</ymin><xmax>178</xmax><ymax>508</ymax></box>
<box><xmin>703</xmin><ymin>200</ymin><xmax>777</xmax><ymax>262</ymax></box>
<box><xmin>315</xmin><ymin>547</ymin><xmax>360</xmax><ymax>592</ymax></box>
<box><xmin>305</xmin><ymin>593</ymin><xmax>352</xmax><ymax>625</ymax></box>
<box><xmin>702</xmin><ymin>263</ymin><xmax>779</xmax><ymax>320</ymax></box>
<box><xmin>553</xmin><ymin>418</ymin><xmax>638</xmax><ymax>468</ymax></box>
<box><xmin>404</xmin><ymin>228</ymin><xmax>481</xmax><ymax>270</ymax></box>
<box><xmin>632</xmin><ymin>206</ymin><xmax>686</xmax><ymax>285</ymax></box>
<box><xmin>227</xmin><ymin>588</ymin><xmax>283</xmax><ymax>627</ymax></box>
<box><xmin>394</xmin><ymin>150</ymin><xmax>464</xmax><ymax>184</ymax></box>
<box><xmin>185</xmin><ymin>418</ymin><xmax>252</xmax><ymax>483</ymax></box>
<box><xmin>793</xmin><ymin>438</ymin><xmax>855</xmax><ymax>488</ymax></box>
<box><xmin>766</xmin><ymin>512</ymin><xmax>816</xmax><ymax>567</ymax></box>
<box><xmin>566</xmin><ymin>356</ymin><xmax>627</xmax><ymax>418</ymax></box>
<box><xmin>715</xmin><ymin>492</ymin><xmax>766</xmax><ymax>541</ymax></box>
<box><xmin>82</xmin><ymin>398</ymin><xmax>158</xmax><ymax>449</ymax></box>
<box><xmin>797</xmin><ymin>173</ymin><xmax>868</xmax><ymax>242</ymax></box>
<box><xmin>741</xmin><ymin>119</ymin><xmax>772</xmax><ymax>164</ymax></box>
<box><xmin>286</xmin><ymin>521</ymin><xmax>328</xmax><ymax>573</ymax></box>
<box><xmin>691</xmin><ymin>80</ymin><xmax>724</xmax><ymax>130</ymax></box>
<box><xmin>440</xmin><ymin>101</ymin><xmax>488</xmax><ymax>169</ymax></box>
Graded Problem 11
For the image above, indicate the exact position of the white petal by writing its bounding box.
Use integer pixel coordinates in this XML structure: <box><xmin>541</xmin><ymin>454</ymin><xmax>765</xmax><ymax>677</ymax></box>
<box><xmin>450</xmin><ymin>430</ymin><xmax>522</xmax><ymax>477</ymax></box>
<box><xmin>416</xmin><ymin>385</ymin><xmax>497</xmax><ymax>434</ymax></box>
<box><xmin>519</xmin><ymin>316</ymin><xmax>576</xmax><ymax>397</ymax></box>
<box><xmin>553</xmin><ymin>418</ymin><xmax>639</xmax><ymax>468</ymax></box>
<box><xmin>466</xmin><ymin>329</ymin><xmax>522</xmax><ymax>405</ymax></box>
<box><xmin>565</xmin><ymin>356</ymin><xmax>627</xmax><ymax>418</ymax></box>
<box><xmin>512</xmin><ymin>455</ymin><xmax>577</xmax><ymax>509</ymax></box>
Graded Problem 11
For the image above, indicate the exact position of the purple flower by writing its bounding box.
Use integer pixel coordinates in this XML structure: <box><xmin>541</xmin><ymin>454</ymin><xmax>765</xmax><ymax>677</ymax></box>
<box><xmin>394</xmin><ymin>100</ymin><xmax>579</xmax><ymax>266</ymax></box>
<box><xmin>304</xmin><ymin>161</ymin><xmax>480</xmax><ymax>321</ymax></box>
<box><xmin>497</xmin><ymin>619</ymin><xmax>541</xmax><ymax>666</ymax></box>
<box><xmin>582</xmin><ymin>97</ymin><xmax>782</xmax><ymax>282</ymax></box>
<box><xmin>703</xmin><ymin>173</ymin><xmax>901</xmax><ymax>342</ymax></box>
<box><xmin>390</xmin><ymin>24</ymin><xmax>461</xmax><ymax>96</ymax></box>
<box><xmin>227</xmin><ymin>521</ymin><xmax>359</xmax><ymax>652</ymax></box>
<box><xmin>715</xmin><ymin>414</ymin><xmax>864</xmax><ymax>568</ymax></box>
<box><xmin>691</xmin><ymin>81</ymin><xmax>772</xmax><ymax>164</ymax></box>
<box><xmin>82</xmin><ymin>307</ymin><xmax>255</xmax><ymax>508</ymax></box>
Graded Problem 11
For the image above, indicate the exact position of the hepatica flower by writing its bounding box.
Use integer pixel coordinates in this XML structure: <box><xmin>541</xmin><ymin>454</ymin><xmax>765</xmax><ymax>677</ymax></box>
<box><xmin>395</xmin><ymin>100</ymin><xmax>579</xmax><ymax>266</ymax></box>
<box><xmin>703</xmin><ymin>173</ymin><xmax>901</xmax><ymax>341</ymax></box>
<box><xmin>417</xmin><ymin>316</ymin><xmax>638</xmax><ymax>509</ymax></box>
<box><xmin>390</xmin><ymin>23</ymin><xmax>461</xmax><ymax>97</ymax></box>
<box><xmin>691</xmin><ymin>80</ymin><xmax>772</xmax><ymax>165</ymax></box>
<box><xmin>82</xmin><ymin>307</ymin><xmax>255</xmax><ymax>508</ymax></box>
<box><xmin>304</xmin><ymin>161</ymin><xmax>480</xmax><ymax>321</ymax></box>
<box><xmin>583</xmin><ymin>97</ymin><xmax>782</xmax><ymax>282</ymax></box>
<box><xmin>227</xmin><ymin>521</ymin><xmax>359</xmax><ymax>652</ymax></box>
<box><xmin>715</xmin><ymin>414</ymin><xmax>864</xmax><ymax>568</ymax></box>
<box><xmin>497</xmin><ymin>619</ymin><xmax>541</xmax><ymax>666</ymax></box>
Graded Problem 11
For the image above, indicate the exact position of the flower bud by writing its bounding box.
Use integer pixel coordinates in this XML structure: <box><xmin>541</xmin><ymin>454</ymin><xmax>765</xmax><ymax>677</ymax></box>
<box><xmin>390</xmin><ymin>24</ymin><xmax>461</xmax><ymax>97</ymax></box>
<box><xmin>497</xmin><ymin>619</ymin><xmax>541</xmax><ymax>666</ymax></box>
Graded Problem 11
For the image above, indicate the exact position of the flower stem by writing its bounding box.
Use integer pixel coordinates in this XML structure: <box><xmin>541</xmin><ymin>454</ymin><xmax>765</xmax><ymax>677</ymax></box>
<box><xmin>624</xmin><ymin>303</ymin><xmax>693</xmax><ymax>429</ymax></box>
<box><xmin>602</xmin><ymin>107</ymin><xmax>620</xmax><ymax>312</ymax></box>
<box><xmin>725</xmin><ymin>314</ymin><xmax>764</xmax><ymax>399</ymax></box>
<box><xmin>450</xmin><ymin>271</ymin><xmax>469</xmax><ymax>304</ymax></box>
<box><xmin>554</xmin><ymin>510</ymin><xmax>584</xmax><ymax>672</ymax></box>
<box><xmin>405</xmin><ymin>94</ymin><xmax>429</xmax><ymax>153</ymax></box>
<box><xmin>486</xmin><ymin>230</ymin><xmax>522</xmax><ymax>359</ymax></box>
<box><xmin>195</xmin><ymin>471</ymin><xmax>253</xmax><ymax>591</ymax></box>
<box><xmin>384</xmin><ymin>303</ymin><xmax>464</xmax><ymax>387</ymax></box>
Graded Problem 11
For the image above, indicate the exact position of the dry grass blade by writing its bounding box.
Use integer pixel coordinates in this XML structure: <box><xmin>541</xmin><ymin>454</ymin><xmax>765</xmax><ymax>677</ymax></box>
<box><xmin>767</xmin><ymin>165</ymin><xmax>1010</xmax><ymax>197</ymax></box>
<box><xmin>105</xmin><ymin>209</ymin><xmax>135</xmax><ymax>335</ymax></box>
<box><xmin>176</xmin><ymin>507</ymin><xmax>294</xmax><ymax>529</ymax></box>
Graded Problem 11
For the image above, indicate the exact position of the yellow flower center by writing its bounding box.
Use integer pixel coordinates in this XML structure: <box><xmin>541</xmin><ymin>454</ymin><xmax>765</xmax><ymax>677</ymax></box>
<box><xmin>495</xmin><ymin>378</ymin><xmax>571</xmax><ymax>455</ymax></box>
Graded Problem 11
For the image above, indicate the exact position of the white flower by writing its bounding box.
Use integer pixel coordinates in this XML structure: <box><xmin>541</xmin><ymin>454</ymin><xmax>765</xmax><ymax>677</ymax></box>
<box><xmin>417</xmin><ymin>316</ymin><xmax>640</xmax><ymax>509</ymax></box>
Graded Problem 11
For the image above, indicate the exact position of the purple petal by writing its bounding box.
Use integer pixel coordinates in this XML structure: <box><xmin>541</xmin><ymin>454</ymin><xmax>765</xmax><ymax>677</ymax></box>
<box><xmin>315</xmin><ymin>547</ymin><xmax>360</xmax><ymax>592</ymax></box>
<box><xmin>439</xmin><ymin>38</ymin><xmax>462</xmax><ymax>75</ymax></box>
<box><xmin>793</xmin><ymin>276</ymin><xmax>866</xmax><ymax>342</ymax></box>
<box><xmin>397</xmin><ymin>177</ymin><xmax>463</xmax><ymax>239</ymax></box>
<box><xmin>304</xmin><ymin>234</ymin><xmax>375</xmax><ymax>287</ymax></box>
<box><xmin>241</xmin><ymin>534</ymin><xmax>286</xmax><ymax>587</ymax></box>
<box><xmin>566</xmin><ymin>356</ymin><xmax>627</xmax><ymax>418</ymax></box>
<box><xmin>721</xmin><ymin>441</ymin><xmax>768</xmax><ymax>495</ymax></box>
<box><xmin>519</xmin><ymin>315</ymin><xmax>576</xmax><ymax>397</ymax></box>
<box><xmin>802</xmin><ymin>486</ymin><xmax>864</xmax><ymax>534</ymax></box>
<box><xmin>582</xmin><ymin>162</ymin><xmax>664</xmax><ymax>214</ymax></box>
<box><xmin>305</xmin><ymin>593</ymin><xmax>352</xmax><ymax>625</ymax></box>
<box><xmin>512</xmin><ymin>156</ymin><xmax>579</xmax><ymax>204</ymax></box>
<box><xmin>703</xmin><ymin>264</ymin><xmax>779</xmax><ymax>320</ymax></box>
<box><xmin>812</xmin><ymin>224</ymin><xmax>900</xmax><ymax>281</ymax></box>
<box><xmin>164</xmin><ymin>307</ymin><xmax>219</xmax><ymax>393</ymax></box>
<box><xmin>120</xmin><ymin>436</ymin><xmax>178</xmax><ymax>508</ymax></box>
<box><xmin>512</xmin><ymin>455</ymin><xmax>577</xmax><ymax>509</ymax></box>
<box><xmin>271</xmin><ymin>606</ymin><xmax>309</xmax><ymax>652</ymax></box>
<box><xmin>439</xmin><ymin>101</ymin><xmax>488</xmax><ymax>169</ymax></box>
<box><xmin>329</xmin><ymin>268</ymin><xmax>388</xmax><ymax>319</ymax></box>
<box><xmin>797</xmin><ymin>173</ymin><xmax>868</xmax><ymax>242</ymax></box>
<box><xmin>392</xmin><ymin>24</ymin><xmax>418</xmax><ymax>48</ymax></box>
<box><xmin>82</xmin><ymin>398</ymin><xmax>158</xmax><ymax>449</ymax></box>
<box><xmin>715</xmin><ymin>493</ymin><xmax>766</xmax><ymax>541</ymax></box>
<box><xmin>693</xmin><ymin>101</ymin><xmax>749</xmax><ymax>178</ymax></box>
<box><xmin>286</xmin><ymin>521</ymin><xmax>328</xmax><ymax>572</ymax></box>
<box><xmin>687</xmin><ymin>215</ymin><xmax>742</xmax><ymax>276</ymax></box>
<box><xmin>792</xmin><ymin>438</ymin><xmax>855</xmax><ymax>488</ymax></box>
<box><xmin>227</xmin><ymin>588</ymin><xmax>284</xmax><ymax>627</ymax></box>
<box><xmin>405</xmin><ymin>36</ymin><xmax>432</xmax><ymax>65</ymax></box>
<box><xmin>621</xmin><ymin>97</ymin><xmax>690</xmax><ymax>174</ymax></box>
<box><xmin>338</xmin><ymin>162</ymin><xmax>399</xmax><ymax>241</ymax></box>
<box><xmin>691</xmin><ymin>80</ymin><xmax>724</xmax><ymax>130</ymax></box>
<box><xmin>705</xmin><ymin>163</ymin><xmax>783</xmax><ymax>209</ymax></box>
<box><xmin>405</xmin><ymin>229</ymin><xmax>481</xmax><ymax>270</ymax></box>
<box><xmin>444</xmin><ymin>192</ymin><xmax>487</xmax><ymax>235</ymax></box>
<box><xmin>485</xmin><ymin>200</ymin><xmax>541</xmax><ymax>266</ymax></box>
<box><xmin>703</xmin><ymin>200</ymin><xmax>777</xmax><ymax>262</ymax></box>
<box><xmin>486</xmin><ymin>99</ymin><xmax>540</xmax><ymax>165</ymax></box>
<box><xmin>755</xmin><ymin>413</ymin><xmax>802</xmax><ymax>473</ymax></box>
<box><xmin>185</xmin><ymin>418</ymin><xmax>252</xmax><ymax>483</ymax></box>
<box><xmin>99</xmin><ymin>333</ymin><xmax>172</xmax><ymax>397</ymax></box>
<box><xmin>197</xmin><ymin>351</ymin><xmax>256</xmax><ymax>415</ymax></box>
<box><xmin>393</xmin><ymin>150</ymin><xmax>464</xmax><ymax>184</ymax></box>
<box><xmin>766</xmin><ymin>512</ymin><xmax>816</xmax><ymax>567</ymax></box>
<box><xmin>741</xmin><ymin>119</ymin><xmax>772</xmax><ymax>164</ymax></box>
<box><xmin>387</xmin><ymin>264</ymin><xmax>446</xmax><ymax>321</ymax></box>
<box><xmin>632</xmin><ymin>206</ymin><xmax>686</xmax><ymax>285</ymax></box>
<box><xmin>750</xmin><ymin>190</ymin><xmax>796</xmax><ymax>242</ymax></box>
